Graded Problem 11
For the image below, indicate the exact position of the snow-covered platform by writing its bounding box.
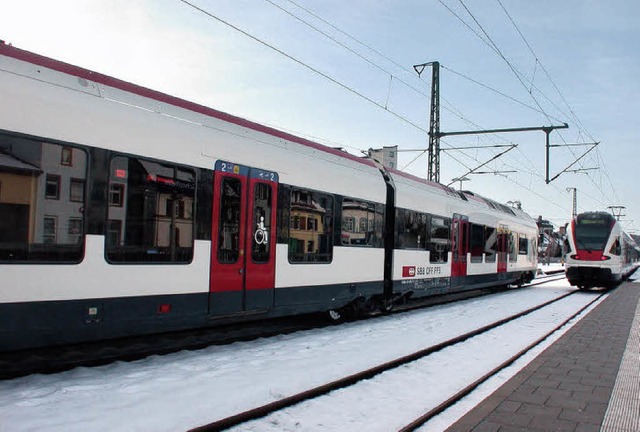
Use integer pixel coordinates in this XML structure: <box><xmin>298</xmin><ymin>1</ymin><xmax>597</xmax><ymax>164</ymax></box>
<box><xmin>446</xmin><ymin>280</ymin><xmax>640</xmax><ymax>432</ymax></box>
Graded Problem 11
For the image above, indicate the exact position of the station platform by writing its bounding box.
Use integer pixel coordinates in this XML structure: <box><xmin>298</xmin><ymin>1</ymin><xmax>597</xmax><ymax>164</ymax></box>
<box><xmin>446</xmin><ymin>281</ymin><xmax>640</xmax><ymax>432</ymax></box>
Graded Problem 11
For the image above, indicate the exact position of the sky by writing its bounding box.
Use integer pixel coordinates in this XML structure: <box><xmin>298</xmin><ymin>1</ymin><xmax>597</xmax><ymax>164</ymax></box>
<box><xmin>0</xmin><ymin>271</ymin><xmax>617</xmax><ymax>431</ymax></box>
<box><xmin>0</xmin><ymin>0</ymin><xmax>638</xmax><ymax>231</ymax></box>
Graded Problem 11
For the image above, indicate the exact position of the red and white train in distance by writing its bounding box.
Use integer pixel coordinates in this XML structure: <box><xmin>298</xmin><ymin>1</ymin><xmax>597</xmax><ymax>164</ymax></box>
<box><xmin>0</xmin><ymin>43</ymin><xmax>538</xmax><ymax>351</ymax></box>
<box><xmin>565</xmin><ymin>211</ymin><xmax>640</xmax><ymax>289</ymax></box>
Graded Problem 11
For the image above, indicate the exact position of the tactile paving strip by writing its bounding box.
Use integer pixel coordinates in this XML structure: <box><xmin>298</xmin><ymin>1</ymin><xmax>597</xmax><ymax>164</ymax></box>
<box><xmin>600</xmin><ymin>295</ymin><xmax>640</xmax><ymax>432</ymax></box>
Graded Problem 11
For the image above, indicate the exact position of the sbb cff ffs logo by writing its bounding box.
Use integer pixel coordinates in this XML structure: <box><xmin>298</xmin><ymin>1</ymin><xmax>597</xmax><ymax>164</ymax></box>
<box><xmin>402</xmin><ymin>266</ymin><xmax>416</xmax><ymax>277</ymax></box>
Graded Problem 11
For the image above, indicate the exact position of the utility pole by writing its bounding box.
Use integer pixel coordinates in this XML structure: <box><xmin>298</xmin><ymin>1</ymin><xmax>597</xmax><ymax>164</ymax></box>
<box><xmin>412</xmin><ymin>60</ymin><xmax>597</xmax><ymax>186</ymax></box>
<box><xmin>566</xmin><ymin>187</ymin><xmax>577</xmax><ymax>218</ymax></box>
<box><xmin>413</xmin><ymin>61</ymin><xmax>440</xmax><ymax>183</ymax></box>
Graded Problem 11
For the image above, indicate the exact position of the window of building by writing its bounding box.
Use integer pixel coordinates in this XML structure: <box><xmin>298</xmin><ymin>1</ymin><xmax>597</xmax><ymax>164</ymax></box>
<box><xmin>288</xmin><ymin>188</ymin><xmax>333</xmax><ymax>263</ymax></box>
<box><xmin>105</xmin><ymin>156</ymin><xmax>195</xmax><ymax>263</ymax></box>
<box><xmin>70</xmin><ymin>178</ymin><xmax>84</xmax><ymax>202</ymax></box>
<box><xmin>0</xmin><ymin>134</ymin><xmax>87</xmax><ymax>262</ymax></box>
<box><xmin>109</xmin><ymin>183</ymin><xmax>125</xmax><ymax>207</ymax></box>
<box><xmin>43</xmin><ymin>216</ymin><xmax>57</xmax><ymax>244</ymax></box>
<box><xmin>68</xmin><ymin>218</ymin><xmax>83</xmax><ymax>244</ymax></box>
<box><xmin>397</xmin><ymin>208</ymin><xmax>428</xmax><ymax>250</ymax></box>
<box><xmin>61</xmin><ymin>147</ymin><xmax>73</xmax><ymax>166</ymax></box>
<box><xmin>429</xmin><ymin>216</ymin><xmax>451</xmax><ymax>263</ymax></box>
<box><xmin>470</xmin><ymin>223</ymin><xmax>484</xmax><ymax>263</ymax></box>
<box><xmin>342</xmin><ymin>199</ymin><xmax>381</xmax><ymax>247</ymax></box>
<box><xmin>45</xmin><ymin>174</ymin><xmax>60</xmax><ymax>200</ymax></box>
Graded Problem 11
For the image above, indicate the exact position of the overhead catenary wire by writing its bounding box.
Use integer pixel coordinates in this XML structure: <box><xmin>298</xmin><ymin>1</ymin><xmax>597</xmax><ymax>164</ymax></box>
<box><xmin>275</xmin><ymin>0</ymin><xmax>613</xmax><ymax>212</ymax></box>
<box><xmin>440</xmin><ymin>0</ymin><xmax>618</xmax><ymax>209</ymax></box>
<box><xmin>181</xmin><ymin>0</ymin><xmax>618</xmax><ymax>217</ymax></box>
<box><xmin>271</xmin><ymin>0</ymin><xmax>600</xmax><ymax>193</ymax></box>
<box><xmin>177</xmin><ymin>0</ymin><xmax>430</xmax><ymax>135</ymax></box>
<box><xmin>495</xmin><ymin>0</ymin><xmax>619</xmax><ymax>205</ymax></box>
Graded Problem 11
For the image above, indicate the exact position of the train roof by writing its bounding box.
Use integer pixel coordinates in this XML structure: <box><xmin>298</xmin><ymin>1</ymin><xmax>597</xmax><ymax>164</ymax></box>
<box><xmin>0</xmin><ymin>42</ymin><xmax>533</xmax><ymax>224</ymax></box>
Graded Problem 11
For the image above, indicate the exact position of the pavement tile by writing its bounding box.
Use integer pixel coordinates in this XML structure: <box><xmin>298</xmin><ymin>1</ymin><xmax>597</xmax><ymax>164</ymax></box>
<box><xmin>517</xmin><ymin>402</ymin><xmax>561</xmax><ymax>418</ymax></box>
<box><xmin>467</xmin><ymin>420</ymin><xmax>501</xmax><ymax>432</ymax></box>
<box><xmin>574</xmin><ymin>423</ymin><xmax>601</xmax><ymax>432</ymax></box>
<box><xmin>529</xmin><ymin>415</ymin><xmax>576</xmax><ymax>432</ymax></box>
<box><xmin>558</xmin><ymin>406</ymin><xmax>605</xmax><ymax>425</ymax></box>
<box><xmin>485</xmin><ymin>411</ymin><xmax>532</xmax><ymax>427</ymax></box>
<box><xmin>495</xmin><ymin>400</ymin><xmax>521</xmax><ymax>413</ymax></box>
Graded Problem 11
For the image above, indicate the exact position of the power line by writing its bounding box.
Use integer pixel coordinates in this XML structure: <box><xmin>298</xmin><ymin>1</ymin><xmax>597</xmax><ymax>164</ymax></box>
<box><xmin>182</xmin><ymin>0</ymin><xmax>619</xmax><ymax>216</ymax></box>
<box><xmin>441</xmin><ymin>0</ymin><xmax>618</xmax><ymax>207</ymax></box>
<box><xmin>274</xmin><ymin>0</ymin><xmax>585</xmax><ymax>188</ymax></box>
<box><xmin>177</xmin><ymin>0</ymin><xmax>429</xmax><ymax>134</ymax></box>
<box><xmin>263</xmin><ymin>0</ymin><xmax>432</xmax><ymax>101</ymax></box>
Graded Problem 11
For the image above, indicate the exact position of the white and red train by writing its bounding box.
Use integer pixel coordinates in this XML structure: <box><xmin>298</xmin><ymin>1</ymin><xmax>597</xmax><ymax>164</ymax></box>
<box><xmin>0</xmin><ymin>44</ymin><xmax>538</xmax><ymax>351</ymax></box>
<box><xmin>565</xmin><ymin>212</ymin><xmax>640</xmax><ymax>289</ymax></box>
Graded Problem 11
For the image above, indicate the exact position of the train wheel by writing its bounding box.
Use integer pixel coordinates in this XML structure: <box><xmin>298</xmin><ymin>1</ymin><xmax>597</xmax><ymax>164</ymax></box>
<box><xmin>381</xmin><ymin>302</ymin><xmax>395</xmax><ymax>314</ymax></box>
<box><xmin>327</xmin><ymin>309</ymin><xmax>343</xmax><ymax>322</ymax></box>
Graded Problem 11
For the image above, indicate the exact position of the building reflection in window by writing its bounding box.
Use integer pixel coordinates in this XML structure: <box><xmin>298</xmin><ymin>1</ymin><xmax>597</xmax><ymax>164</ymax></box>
<box><xmin>106</xmin><ymin>156</ymin><xmax>194</xmax><ymax>263</ymax></box>
<box><xmin>288</xmin><ymin>188</ymin><xmax>333</xmax><ymax>263</ymax></box>
<box><xmin>0</xmin><ymin>134</ymin><xmax>87</xmax><ymax>262</ymax></box>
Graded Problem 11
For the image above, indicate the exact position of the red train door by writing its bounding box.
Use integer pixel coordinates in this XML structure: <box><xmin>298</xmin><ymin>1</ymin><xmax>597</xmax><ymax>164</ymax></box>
<box><xmin>452</xmin><ymin>214</ymin><xmax>470</xmax><ymax>277</ymax></box>
<box><xmin>210</xmin><ymin>161</ymin><xmax>278</xmax><ymax>315</ymax></box>
<box><xmin>497</xmin><ymin>225</ymin><xmax>508</xmax><ymax>273</ymax></box>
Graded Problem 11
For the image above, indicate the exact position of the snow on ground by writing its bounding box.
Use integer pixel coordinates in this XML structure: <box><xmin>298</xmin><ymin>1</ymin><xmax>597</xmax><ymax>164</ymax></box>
<box><xmin>0</xmin><ymin>277</ymin><xmax>599</xmax><ymax>432</ymax></box>
<box><xmin>228</xmin><ymin>284</ymin><xmax>603</xmax><ymax>432</ymax></box>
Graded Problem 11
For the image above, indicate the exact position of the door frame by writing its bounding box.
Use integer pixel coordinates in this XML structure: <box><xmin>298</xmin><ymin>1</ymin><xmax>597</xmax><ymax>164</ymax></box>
<box><xmin>209</xmin><ymin>160</ymin><xmax>279</xmax><ymax>315</ymax></box>
<box><xmin>452</xmin><ymin>214</ymin><xmax>470</xmax><ymax>277</ymax></box>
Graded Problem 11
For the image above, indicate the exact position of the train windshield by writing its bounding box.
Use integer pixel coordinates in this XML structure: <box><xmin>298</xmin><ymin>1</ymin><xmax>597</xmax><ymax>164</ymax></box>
<box><xmin>574</xmin><ymin>215</ymin><xmax>612</xmax><ymax>251</ymax></box>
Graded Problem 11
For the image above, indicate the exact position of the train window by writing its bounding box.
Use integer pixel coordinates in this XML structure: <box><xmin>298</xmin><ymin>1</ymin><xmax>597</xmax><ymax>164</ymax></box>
<box><xmin>609</xmin><ymin>238</ymin><xmax>621</xmax><ymax>256</ymax></box>
<box><xmin>518</xmin><ymin>234</ymin><xmax>529</xmax><ymax>255</ymax></box>
<box><xmin>574</xmin><ymin>215</ymin><xmax>612</xmax><ymax>250</ymax></box>
<box><xmin>396</xmin><ymin>209</ymin><xmax>428</xmax><ymax>250</ymax></box>
<box><xmin>0</xmin><ymin>134</ymin><xmax>87</xmax><ymax>262</ymax></box>
<box><xmin>217</xmin><ymin>177</ymin><xmax>241</xmax><ymax>264</ymax></box>
<box><xmin>428</xmin><ymin>216</ymin><xmax>450</xmax><ymax>263</ymax></box>
<box><xmin>341</xmin><ymin>199</ymin><xmax>381</xmax><ymax>247</ymax></box>
<box><xmin>251</xmin><ymin>183</ymin><xmax>272</xmax><ymax>263</ymax></box>
<box><xmin>509</xmin><ymin>233</ymin><xmax>518</xmax><ymax>262</ymax></box>
<box><xmin>484</xmin><ymin>226</ymin><xmax>497</xmax><ymax>262</ymax></box>
<box><xmin>288</xmin><ymin>188</ymin><xmax>333</xmax><ymax>263</ymax></box>
<box><xmin>105</xmin><ymin>156</ymin><xmax>195</xmax><ymax>263</ymax></box>
<box><xmin>470</xmin><ymin>224</ymin><xmax>484</xmax><ymax>263</ymax></box>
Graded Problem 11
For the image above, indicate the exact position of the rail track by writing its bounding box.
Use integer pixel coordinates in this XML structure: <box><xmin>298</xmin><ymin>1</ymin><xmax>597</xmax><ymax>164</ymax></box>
<box><xmin>189</xmin><ymin>278</ymin><xmax>603</xmax><ymax>432</ymax></box>
<box><xmin>0</xmin><ymin>273</ymin><xmax>567</xmax><ymax>380</ymax></box>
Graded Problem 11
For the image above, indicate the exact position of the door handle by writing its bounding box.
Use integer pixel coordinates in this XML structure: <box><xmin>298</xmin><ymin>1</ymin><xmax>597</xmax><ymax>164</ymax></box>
<box><xmin>239</xmin><ymin>268</ymin><xmax>244</xmax><ymax>275</ymax></box>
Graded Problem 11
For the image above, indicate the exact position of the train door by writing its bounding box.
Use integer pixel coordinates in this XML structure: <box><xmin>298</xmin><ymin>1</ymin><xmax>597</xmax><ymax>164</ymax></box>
<box><xmin>452</xmin><ymin>214</ymin><xmax>470</xmax><ymax>277</ymax></box>
<box><xmin>209</xmin><ymin>161</ymin><xmax>279</xmax><ymax>315</ymax></box>
<box><xmin>497</xmin><ymin>225</ymin><xmax>508</xmax><ymax>273</ymax></box>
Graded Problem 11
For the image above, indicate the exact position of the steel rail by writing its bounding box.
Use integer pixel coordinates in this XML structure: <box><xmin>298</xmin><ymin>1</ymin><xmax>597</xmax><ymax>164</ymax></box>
<box><xmin>190</xmin><ymin>286</ymin><xmax>577</xmax><ymax>431</ymax></box>
<box><xmin>398</xmin><ymin>290</ymin><xmax>606</xmax><ymax>431</ymax></box>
